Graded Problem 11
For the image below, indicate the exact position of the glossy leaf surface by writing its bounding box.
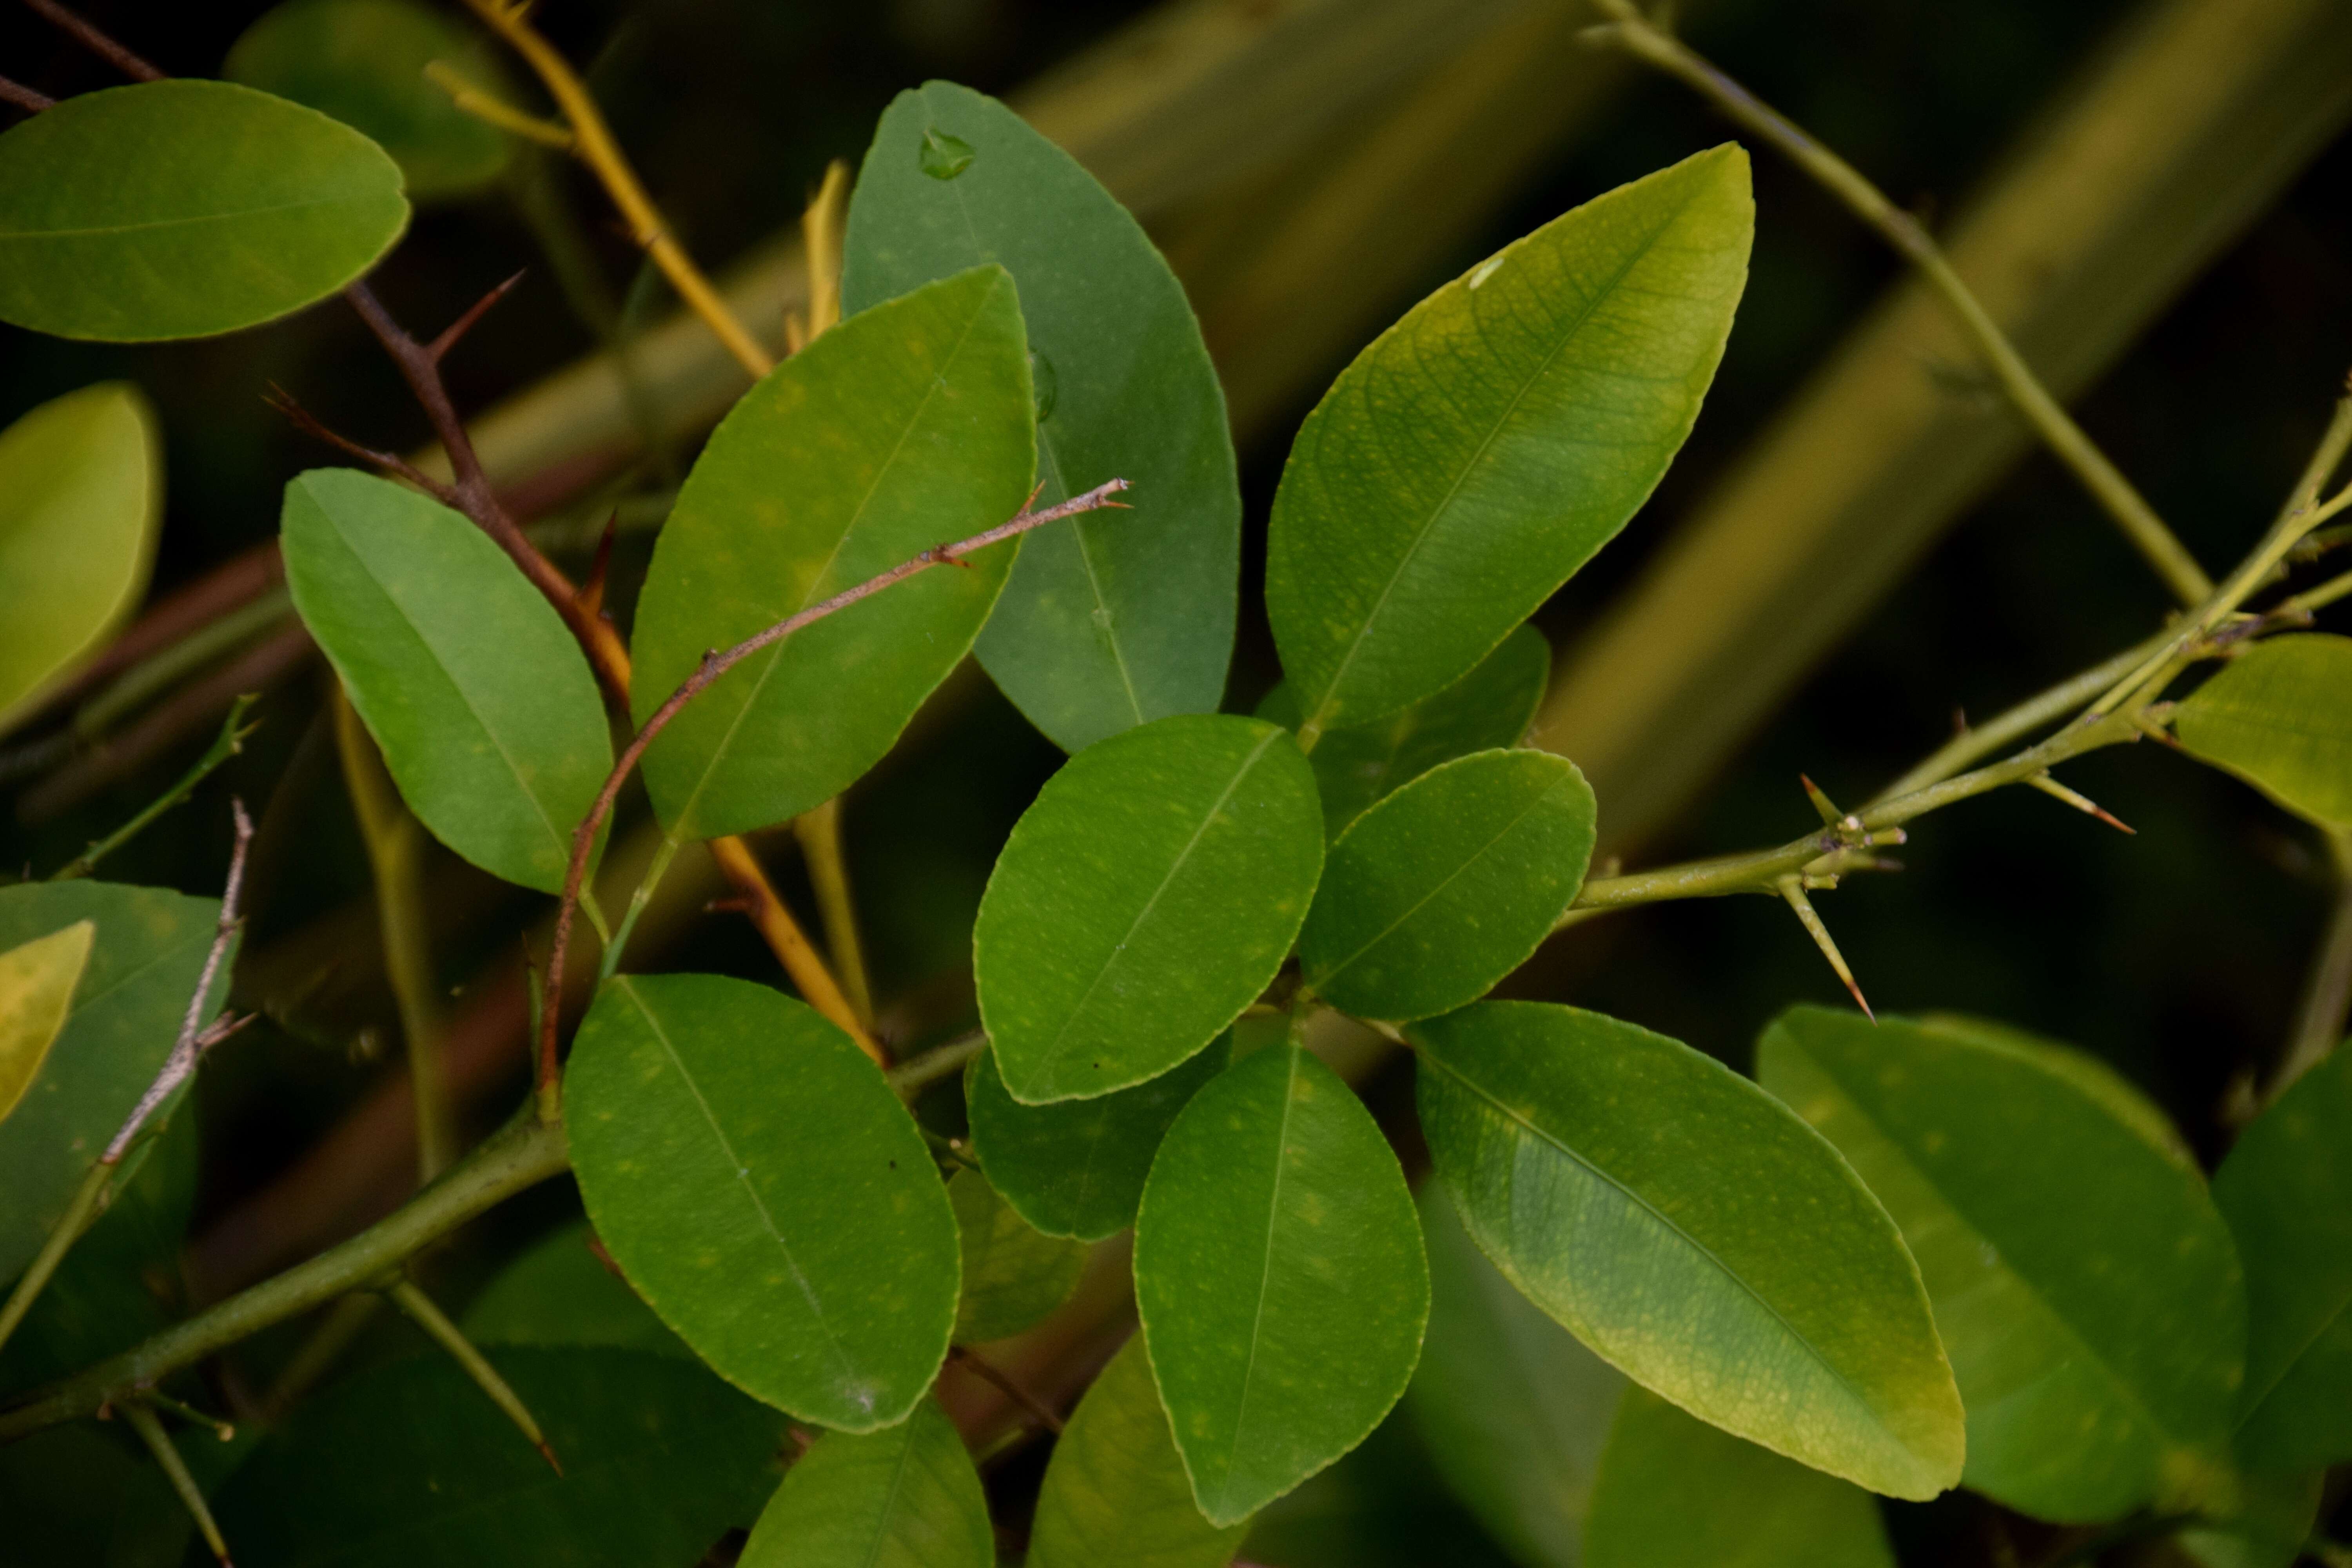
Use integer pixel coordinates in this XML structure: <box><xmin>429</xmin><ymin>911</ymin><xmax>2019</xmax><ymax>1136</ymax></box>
<box><xmin>1135</xmin><ymin>1044</ymin><xmax>1428</xmax><ymax>1525</ymax></box>
<box><xmin>0</xmin><ymin>880</ymin><xmax>223</xmax><ymax>1284</ymax></box>
<box><xmin>0</xmin><ymin>922</ymin><xmax>93</xmax><ymax>1126</ymax></box>
<box><xmin>633</xmin><ymin>265</ymin><xmax>1034</xmax><ymax>838</ymax></box>
<box><xmin>739</xmin><ymin>1399</ymin><xmax>992</xmax><ymax>1568</ymax></box>
<box><xmin>844</xmin><ymin>80</ymin><xmax>1238</xmax><ymax>752</ymax></box>
<box><xmin>2213</xmin><ymin>1043</ymin><xmax>2352</xmax><ymax>1474</ymax></box>
<box><xmin>0</xmin><ymin>80</ymin><xmax>407</xmax><ymax>341</ymax></box>
<box><xmin>1405</xmin><ymin>1184</ymin><xmax>1623</xmax><ymax>1568</ymax></box>
<box><xmin>282</xmin><ymin>467</ymin><xmax>612</xmax><ymax>893</ymax></box>
<box><xmin>1259</xmin><ymin>623</ymin><xmax>1550</xmax><ymax>838</ymax></box>
<box><xmin>963</xmin><ymin>1033</ymin><xmax>1229</xmax><ymax>1241</ymax></box>
<box><xmin>226</xmin><ymin>0</ymin><xmax>512</xmax><ymax>199</ymax></box>
<box><xmin>1264</xmin><ymin>147</ymin><xmax>1751</xmax><ymax>733</ymax></box>
<box><xmin>1299</xmin><ymin>748</ymin><xmax>1593</xmax><ymax>1021</ymax></box>
<box><xmin>1412</xmin><ymin>1002</ymin><xmax>1963</xmax><ymax>1500</ymax></box>
<box><xmin>2177</xmin><ymin>634</ymin><xmax>2352</xmax><ymax>828</ymax></box>
<box><xmin>1758</xmin><ymin>1006</ymin><xmax>2246</xmax><ymax>1519</ymax></box>
<box><xmin>210</xmin><ymin>1348</ymin><xmax>785</xmax><ymax>1568</ymax></box>
<box><xmin>1585</xmin><ymin>1388</ymin><xmax>1896</xmax><ymax>1568</ymax></box>
<box><xmin>1029</xmin><ymin>1335</ymin><xmax>1251</xmax><ymax>1568</ymax></box>
<box><xmin>976</xmin><ymin>714</ymin><xmax>1322</xmax><ymax>1103</ymax></box>
<box><xmin>462</xmin><ymin>1218</ymin><xmax>686</xmax><ymax>1358</ymax></box>
<box><xmin>566</xmin><ymin>974</ymin><xmax>958</xmax><ymax>1430</ymax></box>
<box><xmin>948</xmin><ymin>1166</ymin><xmax>1087</xmax><ymax>1342</ymax></box>
<box><xmin>0</xmin><ymin>383</ymin><xmax>161</xmax><ymax>731</ymax></box>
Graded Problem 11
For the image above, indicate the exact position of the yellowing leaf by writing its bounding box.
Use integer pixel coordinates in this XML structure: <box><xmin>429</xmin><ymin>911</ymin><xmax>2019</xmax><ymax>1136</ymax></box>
<box><xmin>0</xmin><ymin>922</ymin><xmax>95</xmax><ymax>1127</ymax></box>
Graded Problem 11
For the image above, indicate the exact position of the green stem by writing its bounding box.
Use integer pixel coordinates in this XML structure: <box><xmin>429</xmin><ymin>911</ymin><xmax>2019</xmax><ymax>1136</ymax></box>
<box><xmin>49</xmin><ymin>695</ymin><xmax>258</xmax><ymax>881</ymax></box>
<box><xmin>601</xmin><ymin>830</ymin><xmax>682</xmax><ymax>982</ymax></box>
<box><xmin>0</xmin><ymin>1160</ymin><xmax>112</xmax><ymax>1360</ymax></box>
<box><xmin>120</xmin><ymin>1400</ymin><xmax>233</xmax><ymax>1567</ymax></box>
<box><xmin>387</xmin><ymin>1276</ymin><xmax>560</xmax><ymax>1472</ymax></box>
<box><xmin>887</xmin><ymin>1030</ymin><xmax>986</xmax><ymax>1098</ymax></box>
<box><xmin>2271</xmin><ymin>827</ymin><xmax>2352</xmax><ymax>1098</ymax></box>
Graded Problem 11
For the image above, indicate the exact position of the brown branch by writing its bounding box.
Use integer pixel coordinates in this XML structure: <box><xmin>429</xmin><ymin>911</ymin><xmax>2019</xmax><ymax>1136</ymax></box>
<box><xmin>265</xmin><ymin>385</ymin><xmax>460</xmax><ymax>506</ymax></box>
<box><xmin>0</xmin><ymin>73</ymin><xmax>54</xmax><ymax>112</ymax></box>
<box><xmin>427</xmin><ymin>269</ymin><xmax>525</xmax><ymax>363</ymax></box>
<box><xmin>534</xmin><ymin>479</ymin><xmax>1135</xmax><ymax>1109</ymax></box>
<box><xmin>20</xmin><ymin>0</ymin><xmax>161</xmax><ymax>81</ymax></box>
<box><xmin>947</xmin><ymin>1345</ymin><xmax>1064</xmax><ymax>1434</ymax></box>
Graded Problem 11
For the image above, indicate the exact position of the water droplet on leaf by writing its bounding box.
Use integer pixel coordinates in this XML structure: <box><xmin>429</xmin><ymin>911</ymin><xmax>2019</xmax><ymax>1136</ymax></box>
<box><xmin>919</xmin><ymin>127</ymin><xmax>975</xmax><ymax>180</ymax></box>
<box><xmin>1030</xmin><ymin>350</ymin><xmax>1058</xmax><ymax>423</ymax></box>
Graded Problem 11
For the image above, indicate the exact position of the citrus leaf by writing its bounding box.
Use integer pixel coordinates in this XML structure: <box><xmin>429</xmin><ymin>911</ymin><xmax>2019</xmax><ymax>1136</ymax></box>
<box><xmin>1134</xmin><ymin>1044</ymin><xmax>1428</xmax><ymax>1525</ymax></box>
<box><xmin>225</xmin><ymin>0</ymin><xmax>512</xmax><ymax>200</ymax></box>
<box><xmin>1259</xmin><ymin>623</ymin><xmax>1550</xmax><ymax>839</ymax></box>
<box><xmin>739</xmin><ymin>1399</ymin><xmax>991</xmax><ymax>1568</ymax></box>
<box><xmin>632</xmin><ymin>264</ymin><xmax>1034</xmax><ymax>839</ymax></box>
<box><xmin>948</xmin><ymin>1165</ymin><xmax>1087</xmax><ymax>1343</ymax></box>
<box><xmin>2176</xmin><ymin>634</ymin><xmax>2352</xmax><ymax>829</ymax></box>
<box><xmin>1264</xmin><ymin>146</ymin><xmax>1751</xmax><ymax>734</ymax></box>
<box><xmin>462</xmin><ymin>1219</ymin><xmax>687</xmax><ymax>1359</ymax></box>
<box><xmin>1757</xmin><ymin>1006</ymin><xmax>2245</xmax><ymax>1519</ymax></box>
<box><xmin>843</xmin><ymin>80</ymin><xmax>1239</xmax><ymax>753</ymax></box>
<box><xmin>209</xmin><ymin>1348</ymin><xmax>786</xmax><ymax>1568</ymax></box>
<box><xmin>1412</xmin><ymin>1001</ymin><xmax>1963</xmax><ymax>1501</ymax></box>
<box><xmin>2179</xmin><ymin>1467</ymin><xmax>2325</xmax><ymax>1568</ymax></box>
<box><xmin>0</xmin><ymin>922</ymin><xmax>94</xmax><ymax>1128</ymax></box>
<box><xmin>565</xmin><ymin>973</ymin><xmax>958</xmax><ymax>1430</ymax></box>
<box><xmin>975</xmin><ymin>714</ymin><xmax>1322</xmax><ymax>1104</ymax></box>
<box><xmin>1405</xmin><ymin>1183</ymin><xmax>1624</xmax><ymax>1568</ymax></box>
<box><xmin>0</xmin><ymin>80</ymin><xmax>408</xmax><ymax>341</ymax></box>
<box><xmin>0</xmin><ymin>880</ymin><xmax>225</xmax><ymax>1285</ymax></box>
<box><xmin>1299</xmin><ymin>749</ymin><xmax>1593</xmax><ymax>1022</ymax></box>
<box><xmin>1029</xmin><ymin>1335</ymin><xmax>1252</xmax><ymax>1568</ymax></box>
<box><xmin>0</xmin><ymin>1422</ymin><xmax>207</xmax><ymax>1568</ymax></box>
<box><xmin>2213</xmin><ymin>1042</ymin><xmax>2352</xmax><ymax>1474</ymax></box>
<box><xmin>963</xmin><ymin>1033</ymin><xmax>1230</xmax><ymax>1241</ymax></box>
<box><xmin>0</xmin><ymin>383</ymin><xmax>161</xmax><ymax>732</ymax></box>
<box><xmin>1586</xmin><ymin>1388</ymin><xmax>1897</xmax><ymax>1568</ymax></box>
<box><xmin>282</xmin><ymin>467</ymin><xmax>612</xmax><ymax>894</ymax></box>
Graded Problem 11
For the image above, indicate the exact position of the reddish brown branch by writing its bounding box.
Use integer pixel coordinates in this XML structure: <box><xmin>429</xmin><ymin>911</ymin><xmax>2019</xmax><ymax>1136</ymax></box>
<box><xmin>947</xmin><ymin>1346</ymin><xmax>1064</xmax><ymax>1434</ymax></box>
<box><xmin>21</xmin><ymin>0</ymin><xmax>160</xmax><ymax>81</ymax></box>
<box><xmin>265</xmin><ymin>385</ymin><xmax>459</xmax><ymax>506</ymax></box>
<box><xmin>427</xmin><ymin>270</ymin><xmax>526</xmax><ymax>363</ymax></box>
<box><xmin>0</xmin><ymin>73</ymin><xmax>53</xmax><ymax>111</ymax></box>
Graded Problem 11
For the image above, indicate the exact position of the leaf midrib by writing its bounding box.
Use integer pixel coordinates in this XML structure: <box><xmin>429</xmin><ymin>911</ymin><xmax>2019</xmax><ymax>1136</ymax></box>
<box><xmin>0</xmin><ymin>193</ymin><xmax>381</xmax><ymax>242</ymax></box>
<box><xmin>1213</xmin><ymin>1046</ymin><xmax>1303</xmax><ymax>1514</ymax></box>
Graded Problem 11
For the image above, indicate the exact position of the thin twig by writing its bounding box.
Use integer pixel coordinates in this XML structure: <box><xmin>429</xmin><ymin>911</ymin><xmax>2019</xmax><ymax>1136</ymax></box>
<box><xmin>49</xmin><ymin>695</ymin><xmax>258</xmax><ymax>880</ymax></box>
<box><xmin>265</xmin><ymin>384</ymin><xmax>459</xmax><ymax>505</ymax></box>
<box><xmin>20</xmin><ymin>0</ymin><xmax>161</xmax><ymax>81</ymax></box>
<box><xmin>0</xmin><ymin>73</ymin><xmax>54</xmax><ymax>111</ymax></box>
<box><xmin>428</xmin><ymin>269</ymin><xmax>527</xmax><ymax>363</ymax></box>
<box><xmin>949</xmin><ymin>1345</ymin><xmax>1065</xmax><ymax>1434</ymax></box>
<box><xmin>886</xmin><ymin>1030</ymin><xmax>987</xmax><ymax>1099</ymax></box>
<box><xmin>423</xmin><ymin>60</ymin><xmax>573</xmax><ymax>149</ymax></box>
<box><xmin>2271</xmin><ymin>827</ymin><xmax>2352</xmax><ymax>1099</ymax></box>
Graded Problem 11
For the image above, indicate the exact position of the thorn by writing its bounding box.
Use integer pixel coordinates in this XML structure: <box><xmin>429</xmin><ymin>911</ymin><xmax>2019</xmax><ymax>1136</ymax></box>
<box><xmin>536</xmin><ymin>1439</ymin><xmax>565</xmax><ymax>1477</ymax></box>
<box><xmin>1799</xmin><ymin>774</ymin><xmax>1842</xmax><ymax>828</ymax></box>
<box><xmin>387</xmin><ymin>1277</ymin><xmax>561</xmax><ymax>1473</ymax></box>
<box><xmin>2131</xmin><ymin>709</ymin><xmax>2184</xmax><ymax>748</ymax></box>
<box><xmin>264</xmin><ymin>384</ymin><xmax>459</xmax><ymax>506</ymax></box>
<box><xmin>924</xmin><ymin>542</ymin><xmax>975</xmax><ymax>570</ymax></box>
<box><xmin>1951</xmin><ymin>707</ymin><xmax>1969</xmax><ymax>739</ymax></box>
<box><xmin>577</xmin><ymin>512</ymin><xmax>618</xmax><ymax>618</ymax></box>
<box><xmin>427</xmin><ymin>270</ymin><xmax>526</xmax><ymax>362</ymax></box>
<box><xmin>1776</xmin><ymin>875</ymin><xmax>1873</xmax><ymax>1021</ymax></box>
<box><xmin>2027</xmin><ymin>772</ymin><xmax>2136</xmax><ymax>834</ymax></box>
<box><xmin>583</xmin><ymin>1229</ymin><xmax>627</xmax><ymax>1281</ymax></box>
<box><xmin>704</xmin><ymin>895</ymin><xmax>752</xmax><ymax>915</ymax></box>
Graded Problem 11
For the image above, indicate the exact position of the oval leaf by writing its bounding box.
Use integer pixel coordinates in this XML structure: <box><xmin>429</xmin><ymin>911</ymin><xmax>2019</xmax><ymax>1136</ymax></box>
<box><xmin>1030</xmin><ymin>1335</ymin><xmax>1252</xmax><ymax>1568</ymax></box>
<box><xmin>0</xmin><ymin>80</ymin><xmax>408</xmax><ymax>341</ymax></box>
<box><xmin>283</xmin><ymin>467</ymin><xmax>613</xmax><ymax>893</ymax></box>
<box><xmin>1135</xmin><ymin>1044</ymin><xmax>1428</xmax><ymax>1525</ymax></box>
<box><xmin>565</xmin><ymin>973</ymin><xmax>959</xmax><ymax>1430</ymax></box>
<box><xmin>210</xmin><ymin>1348</ymin><xmax>785</xmax><ymax>1568</ymax></box>
<box><xmin>948</xmin><ymin>1165</ymin><xmax>1087</xmax><ymax>1343</ymax></box>
<box><xmin>739</xmin><ymin>1399</ymin><xmax>992</xmax><ymax>1568</ymax></box>
<box><xmin>2177</xmin><ymin>634</ymin><xmax>2352</xmax><ymax>829</ymax></box>
<box><xmin>1758</xmin><ymin>1006</ymin><xmax>2244</xmax><ymax>1519</ymax></box>
<box><xmin>1412</xmin><ymin>1001</ymin><xmax>1963</xmax><ymax>1501</ymax></box>
<box><xmin>0</xmin><ymin>383</ymin><xmax>161</xmax><ymax>731</ymax></box>
<box><xmin>843</xmin><ymin>80</ymin><xmax>1240</xmax><ymax>753</ymax></box>
<box><xmin>1259</xmin><ymin>623</ymin><xmax>1550</xmax><ymax>840</ymax></box>
<box><xmin>0</xmin><ymin>922</ymin><xmax>94</xmax><ymax>1127</ymax></box>
<box><xmin>1265</xmin><ymin>146</ymin><xmax>1751</xmax><ymax>733</ymax></box>
<box><xmin>0</xmin><ymin>1422</ymin><xmax>209</xmax><ymax>1567</ymax></box>
<box><xmin>1586</xmin><ymin>1388</ymin><xmax>1897</xmax><ymax>1568</ymax></box>
<box><xmin>976</xmin><ymin>713</ymin><xmax>1323</xmax><ymax>1104</ymax></box>
<box><xmin>463</xmin><ymin>1219</ymin><xmax>686</xmax><ymax>1358</ymax></box>
<box><xmin>2214</xmin><ymin>1042</ymin><xmax>2352</xmax><ymax>1474</ymax></box>
<box><xmin>2179</xmin><ymin>1468</ymin><xmax>2325</xmax><ymax>1568</ymax></box>
<box><xmin>1299</xmin><ymin>748</ymin><xmax>1594</xmax><ymax>1021</ymax></box>
<box><xmin>0</xmin><ymin>880</ymin><xmax>224</xmax><ymax>1284</ymax></box>
<box><xmin>226</xmin><ymin>0</ymin><xmax>512</xmax><ymax>200</ymax></box>
<box><xmin>964</xmin><ymin>1032</ymin><xmax>1230</xmax><ymax>1241</ymax></box>
<box><xmin>633</xmin><ymin>265</ymin><xmax>1034</xmax><ymax>839</ymax></box>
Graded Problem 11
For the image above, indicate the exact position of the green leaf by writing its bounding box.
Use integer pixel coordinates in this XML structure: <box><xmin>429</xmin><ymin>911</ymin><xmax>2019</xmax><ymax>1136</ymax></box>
<box><xmin>1134</xmin><ymin>1044</ymin><xmax>1428</xmax><ymax>1525</ymax></box>
<box><xmin>225</xmin><ymin>0</ymin><xmax>512</xmax><ymax>200</ymax></box>
<box><xmin>632</xmin><ymin>265</ymin><xmax>1034</xmax><ymax>839</ymax></box>
<box><xmin>2176</xmin><ymin>634</ymin><xmax>2352</xmax><ymax>829</ymax></box>
<box><xmin>2212</xmin><ymin>1042</ymin><xmax>2352</xmax><ymax>1474</ymax></box>
<box><xmin>1757</xmin><ymin>1006</ymin><xmax>2244</xmax><ymax>1519</ymax></box>
<box><xmin>975</xmin><ymin>714</ymin><xmax>1322</xmax><ymax>1104</ymax></box>
<box><xmin>0</xmin><ymin>80</ymin><xmax>408</xmax><ymax>341</ymax></box>
<box><xmin>1412</xmin><ymin>1002</ymin><xmax>1963</xmax><ymax>1501</ymax></box>
<box><xmin>963</xmin><ymin>1033</ymin><xmax>1230</xmax><ymax>1241</ymax></box>
<box><xmin>1029</xmin><ymin>1335</ymin><xmax>1251</xmax><ymax>1568</ymax></box>
<box><xmin>209</xmin><ymin>1347</ymin><xmax>786</xmax><ymax>1568</ymax></box>
<box><xmin>461</xmin><ymin>1218</ymin><xmax>687</xmax><ymax>1358</ymax></box>
<box><xmin>1258</xmin><ymin>623</ymin><xmax>1550</xmax><ymax>840</ymax></box>
<box><xmin>281</xmin><ymin>467</ymin><xmax>613</xmax><ymax>894</ymax></box>
<box><xmin>565</xmin><ymin>973</ymin><xmax>958</xmax><ymax>1430</ymax></box>
<box><xmin>1299</xmin><ymin>749</ymin><xmax>1593</xmax><ymax>1022</ymax></box>
<box><xmin>0</xmin><ymin>922</ymin><xmax>94</xmax><ymax>1126</ymax></box>
<box><xmin>1585</xmin><ymin>1388</ymin><xmax>1897</xmax><ymax>1568</ymax></box>
<box><xmin>739</xmin><ymin>1399</ymin><xmax>992</xmax><ymax>1568</ymax></box>
<box><xmin>842</xmin><ymin>81</ymin><xmax>1239</xmax><ymax>753</ymax></box>
<box><xmin>0</xmin><ymin>880</ymin><xmax>224</xmax><ymax>1286</ymax></box>
<box><xmin>0</xmin><ymin>1423</ymin><xmax>205</xmax><ymax>1568</ymax></box>
<box><xmin>0</xmin><ymin>383</ymin><xmax>162</xmax><ymax>732</ymax></box>
<box><xmin>948</xmin><ymin>1166</ymin><xmax>1087</xmax><ymax>1343</ymax></box>
<box><xmin>1264</xmin><ymin>146</ymin><xmax>1751</xmax><ymax>734</ymax></box>
<box><xmin>1405</xmin><ymin>1183</ymin><xmax>1624</xmax><ymax>1568</ymax></box>
<box><xmin>2177</xmin><ymin>1468</ymin><xmax>2325</xmax><ymax>1568</ymax></box>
